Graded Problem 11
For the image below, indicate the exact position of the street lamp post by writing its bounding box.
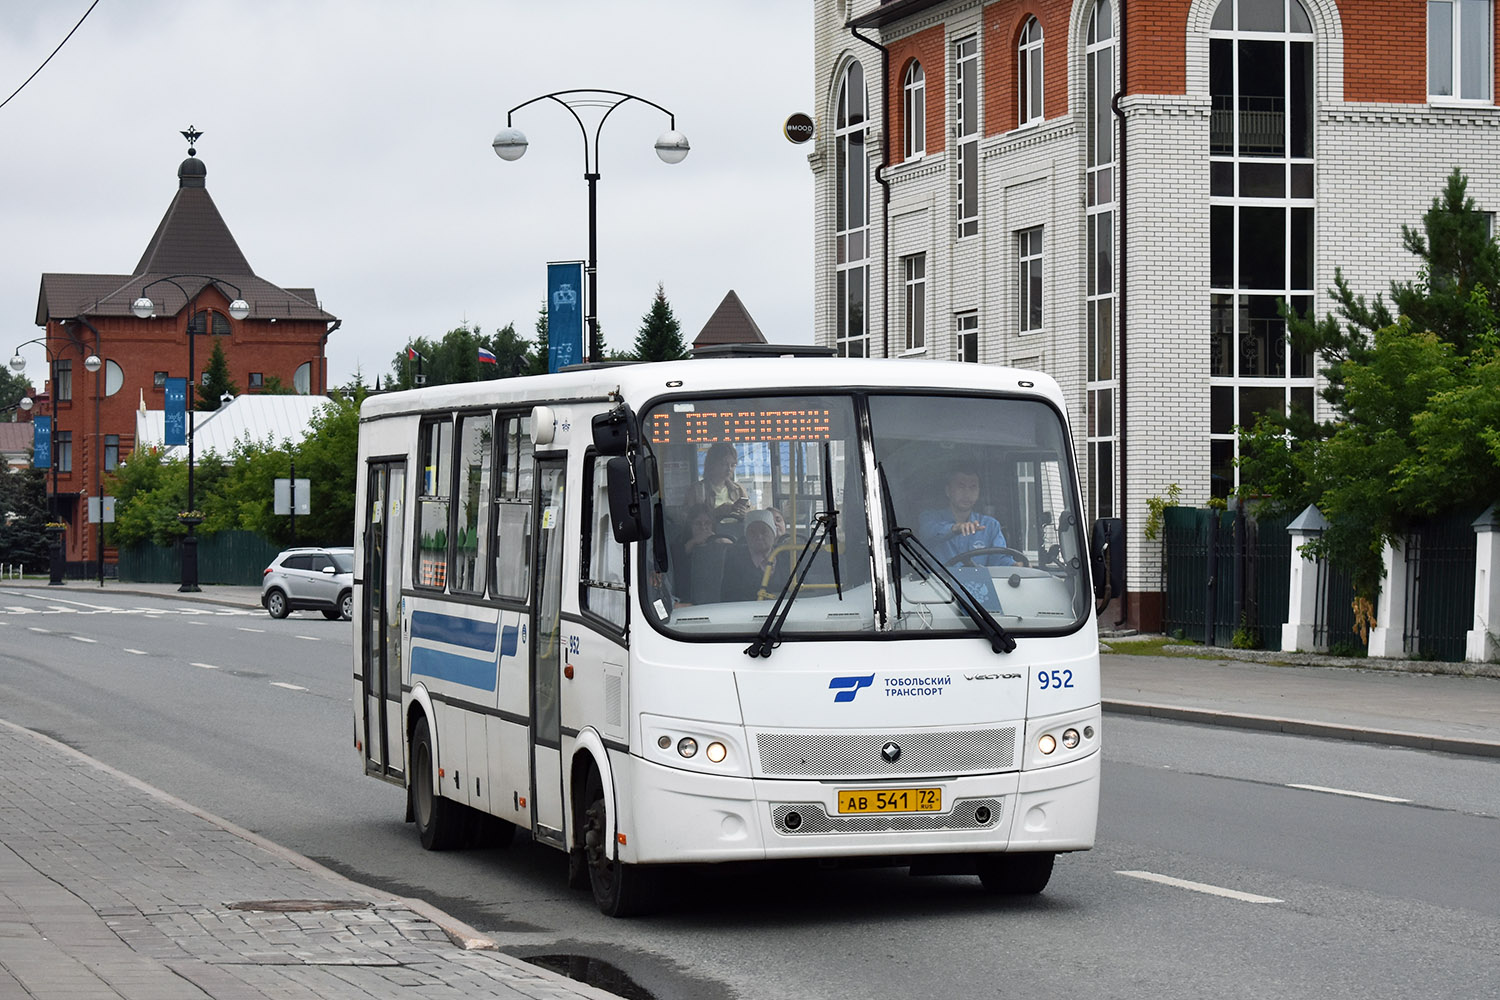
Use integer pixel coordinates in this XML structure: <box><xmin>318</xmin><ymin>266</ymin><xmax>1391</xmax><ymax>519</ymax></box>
<box><xmin>64</xmin><ymin>318</ymin><xmax>106</xmax><ymax>587</ymax></box>
<box><xmin>493</xmin><ymin>89</ymin><xmax>689</xmax><ymax>363</ymax></box>
<box><xmin>131</xmin><ymin>276</ymin><xmax>250</xmax><ymax>592</ymax></box>
<box><xmin>10</xmin><ymin>333</ymin><xmax>91</xmax><ymax>585</ymax></box>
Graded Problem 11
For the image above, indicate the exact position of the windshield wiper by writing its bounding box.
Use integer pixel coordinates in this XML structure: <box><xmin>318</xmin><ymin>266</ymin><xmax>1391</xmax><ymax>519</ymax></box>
<box><xmin>744</xmin><ymin>509</ymin><xmax>838</xmax><ymax>659</ymax></box>
<box><xmin>890</xmin><ymin>527</ymin><xmax>1016</xmax><ymax>654</ymax></box>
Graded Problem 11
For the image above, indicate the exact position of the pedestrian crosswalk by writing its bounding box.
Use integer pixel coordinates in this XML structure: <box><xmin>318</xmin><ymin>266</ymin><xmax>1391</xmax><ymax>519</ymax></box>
<box><xmin>0</xmin><ymin>600</ymin><xmax>261</xmax><ymax>618</ymax></box>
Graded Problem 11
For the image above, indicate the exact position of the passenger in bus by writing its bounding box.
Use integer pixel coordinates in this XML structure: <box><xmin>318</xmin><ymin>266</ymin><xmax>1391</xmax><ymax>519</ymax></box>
<box><xmin>721</xmin><ymin>509</ymin><xmax>788</xmax><ymax>602</ymax></box>
<box><xmin>689</xmin><ymin>441</ymin><xmax>751</xmax><ymax>521</ymax></box>
<box><xmin>672</xmin><ymin>503</ymin><xmax>734</xmax><ymax>604</ymax></box>
<box><xmin>919</xmin><ymin>465</ymin><xmax>1015</xmax><ymax>567</ymax></box>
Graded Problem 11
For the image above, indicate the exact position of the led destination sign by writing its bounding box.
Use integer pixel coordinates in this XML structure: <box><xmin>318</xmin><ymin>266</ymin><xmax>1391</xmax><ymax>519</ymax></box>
<box><xmin>648</xmin><ymin>407</ymin><xmax>834</xmax><ymax>444</ymax></box>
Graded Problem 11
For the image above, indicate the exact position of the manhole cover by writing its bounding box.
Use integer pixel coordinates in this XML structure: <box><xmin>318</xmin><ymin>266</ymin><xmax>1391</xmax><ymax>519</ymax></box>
<box><xmin>225</xmin><ymin>899</ymin><xmax>373</xmax><ymax>912</ymax></box>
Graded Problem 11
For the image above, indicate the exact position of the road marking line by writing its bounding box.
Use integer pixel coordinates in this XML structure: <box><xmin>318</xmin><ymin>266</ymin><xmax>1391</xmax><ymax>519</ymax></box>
<box><xmin>1286</xmin><ymin>783</ymin><xmax>1410</xmax><ymax>804</ymax></box>
<box><xmin>190</xmin><ymin>662</ymin><xmax>221</xmax><ymax>670</ymax></box>
<box><xmin>271</xmin><ymin>682</ymin><xmax>308</xmax><ymax>692</ymax></box>
<box><xmin>70</xmin><ymin>636</ymin><xmax>97</xmax><ymax>643</ymax></box>
<box><xmin>124</xmin><ymin>649</ymin><xmax>148</xmax><ymax>655</ymax></box>
<box><xmin>1117</xmin><ymin>871</ymin><xmax>1282</xmax><ymax>904</ymax></box>
<box><xmin>237</xmin><ymin>627</ymin><xmax>265</xmax><ymax>633</ymax></box>
<box><xmin>27</xmin><ymin>626</ymin><xmax>49</xmax><ymax>633</ymax></box>
<box><xmin>296</xmin><ymin>635</ymin><xmax>320</xmax><ymax>642</ymax></box>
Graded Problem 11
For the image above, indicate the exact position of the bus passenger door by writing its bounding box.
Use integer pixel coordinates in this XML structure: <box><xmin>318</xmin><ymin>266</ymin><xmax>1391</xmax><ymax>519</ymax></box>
<box><xmin>530</xmin><ymin>457</ymin><xmax>567</xmax><ymax>846</ymax></box>
<box><xmin>362</xmin><ymin>460</ymin><xmax>406</xmax><ymax>780</ymax></box>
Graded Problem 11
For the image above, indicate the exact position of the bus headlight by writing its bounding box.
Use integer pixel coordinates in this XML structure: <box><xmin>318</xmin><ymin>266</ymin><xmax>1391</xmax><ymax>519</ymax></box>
<box><xmin>677</xmin><ymin>737</ymin><xmax>699</xmax><ymax>758</ymax></box>
<box><xmin>1038</xmin><ymin>733</ymin><xmax>1057</xmax><ymax>755</ymax></box>
<box><xmin>1062</xmin><ymin>728</ymin><xmax>1081</xmax><ymax>749</ymax></box>
<box><xmin>706</xmin><ymin>741</ymin><xmax>727</xmax><ymax>763</ymax></box>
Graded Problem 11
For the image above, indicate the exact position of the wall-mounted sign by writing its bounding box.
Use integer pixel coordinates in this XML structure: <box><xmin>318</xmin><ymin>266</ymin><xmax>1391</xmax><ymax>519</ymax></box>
<box><xmin>783</xmin><ymin>112</ymin><xmax>815</xmax><ymax>144</ymax></box>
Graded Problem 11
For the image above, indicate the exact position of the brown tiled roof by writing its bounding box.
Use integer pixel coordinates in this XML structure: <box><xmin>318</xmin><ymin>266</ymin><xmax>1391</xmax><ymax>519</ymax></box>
<box><xmin>0</xmin><ymin>423</ymin><xmax>32</xmax><ymax>451</ymax></box>
<box><xmin>35</xmin><ymin>156</ymin><xmax>335</xmax><ymax>326</ymax></box>
<box><xmin>693</xmin><ymin>289</ymin><xmax>768</xmax><ymax>347</ymax></box>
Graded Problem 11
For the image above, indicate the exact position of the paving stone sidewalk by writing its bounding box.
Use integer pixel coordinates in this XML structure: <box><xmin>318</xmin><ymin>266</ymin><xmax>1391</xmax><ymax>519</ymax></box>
<box><xmin>0</xmin><ymin>719</ymin><xmax>612</xmax><ymax>1000</ymax></box>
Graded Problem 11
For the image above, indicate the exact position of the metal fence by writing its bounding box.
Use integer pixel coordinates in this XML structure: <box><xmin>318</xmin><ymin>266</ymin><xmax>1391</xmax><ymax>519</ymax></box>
<box><xmin>118</xmin><ymin>530</ymin><xmax>281</xmax><ymax>587</ymax></box>
<box><xmin>1404</xmin><ymin>510</ymin><xmax>1480</xmax><ymax>661</ymax></box>
<box><xmin>1161</xmin><ymin>506</ymin><xmax>1290</xmax><ymax>649</ymax></box>
<box><xmin>1312</xmin><ymin>558</ymin><xmax>1362</xmax><ymax>655</ymax></box>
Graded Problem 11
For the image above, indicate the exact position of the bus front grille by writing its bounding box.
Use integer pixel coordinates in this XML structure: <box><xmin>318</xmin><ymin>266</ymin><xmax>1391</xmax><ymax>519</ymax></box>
<box><xmin>770</xmin><ymin>799</ymin><xmax>1004</xmax><ymax>835</ymax></box>
<box><xmin>756</xmin><ymin>728</ymin><xmax>1017</xmax><ymax>778</ymax></box>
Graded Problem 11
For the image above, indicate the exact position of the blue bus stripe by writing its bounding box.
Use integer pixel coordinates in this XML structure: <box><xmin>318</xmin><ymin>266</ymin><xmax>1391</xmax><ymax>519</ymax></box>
<box><xmin>412</xmin><ymin>610</ymin><xmax>497</xmax><ymax>653</ymax></box>
<box><xmin>411</xmin><ymin>647</ymin><xmax>498</xmax><ymax>692</ymax></box>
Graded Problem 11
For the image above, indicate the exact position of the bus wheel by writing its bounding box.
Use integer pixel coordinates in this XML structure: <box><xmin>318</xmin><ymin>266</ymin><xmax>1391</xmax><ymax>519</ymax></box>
<box><xmin>412</xmin><ymin>717</ymin><xmax>460</xmax><ymax>851</ymax></box>
<box><xmin>582</xmin><ymin>772</ymin><xmax>661</xmax><ymax>917</ymax></box>
<box><xmin>977</xmin><ymin>852</ymin><xmax>1055</xmax><ymax>894</ymax></box>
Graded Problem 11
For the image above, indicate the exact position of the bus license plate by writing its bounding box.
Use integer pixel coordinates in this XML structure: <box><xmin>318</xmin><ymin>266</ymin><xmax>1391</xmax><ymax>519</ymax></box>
<box><xmin>837</xmin><ymin>788</ymin><xmax>941</xmax><ymax>814</ymax></box>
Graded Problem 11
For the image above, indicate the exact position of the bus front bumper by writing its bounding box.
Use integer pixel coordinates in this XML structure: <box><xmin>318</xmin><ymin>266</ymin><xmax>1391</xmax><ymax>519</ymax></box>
<box><xmin>614</xmin><ymin>750</ymin><xmax>1099</xmax><ymax>866</ymax></box>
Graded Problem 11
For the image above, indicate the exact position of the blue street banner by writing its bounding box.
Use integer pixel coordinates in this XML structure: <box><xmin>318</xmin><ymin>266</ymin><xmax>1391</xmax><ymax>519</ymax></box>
<box><xmin>164</xmin><ymin>377</ymin><xmax>187</xmax><ymax>446</ymax></box>
<box><xmin>32</xmin><ymin>416</ymin><xmax>51</xmax><ymax>469</ymax></box>
<box><xmin>546</xmin><ymin>260</ymin><xmax>584</xmax><ymax>373</ymax></box>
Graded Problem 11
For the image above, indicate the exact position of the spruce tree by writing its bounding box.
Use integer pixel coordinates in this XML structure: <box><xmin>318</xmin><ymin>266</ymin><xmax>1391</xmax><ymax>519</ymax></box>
<box><xmin>632</xmin><ymin>283</ymin><xmax>689</xmax><ymax>362</ymax></box>
<box><xmin>197</xmin><ymin>339</ymin><xmax>238</xmax><ymax>411</ymax></box>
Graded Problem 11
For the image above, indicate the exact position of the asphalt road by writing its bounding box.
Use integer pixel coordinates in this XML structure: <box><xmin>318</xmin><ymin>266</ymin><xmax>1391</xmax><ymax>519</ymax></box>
<box><xmin>2</xmin><ymin>587</ymin><xmax>1497</xmax><ymax>1000</ymax></box>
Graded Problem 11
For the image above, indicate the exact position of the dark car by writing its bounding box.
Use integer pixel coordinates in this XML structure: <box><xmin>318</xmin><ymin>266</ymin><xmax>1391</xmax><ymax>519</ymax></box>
<box><xmin>261</xmin><ymin>546</ymin><xmax>354</xmax><ymax>620</ymax></box>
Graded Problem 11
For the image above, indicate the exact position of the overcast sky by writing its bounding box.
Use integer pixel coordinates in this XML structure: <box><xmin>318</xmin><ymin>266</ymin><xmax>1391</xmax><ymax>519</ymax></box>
<box><xmin>2</xmin><ymin>0</ymin><xmax>815</xmax><ymax>388</ymax></box>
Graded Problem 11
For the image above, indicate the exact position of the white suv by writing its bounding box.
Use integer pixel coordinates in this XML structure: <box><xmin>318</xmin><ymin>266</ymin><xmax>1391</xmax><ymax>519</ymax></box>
<box><xmin>261</xmin><ymin>546</ymin><xmax>355</xmax><ymax>620</ymax></box>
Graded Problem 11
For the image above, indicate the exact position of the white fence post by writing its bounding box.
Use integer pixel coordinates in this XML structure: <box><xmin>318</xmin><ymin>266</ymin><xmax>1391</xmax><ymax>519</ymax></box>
<box><xmin>1367</xmin><ymin>538</ymin><xmax>1409</xmax><ymax>658</ymax></box>
<box><xmin>1467</xmin><ymin>503</ymin><xmax>1499</xmax><ymax>663</ymax></box>
<box><xmin>1281</xmin><ymin>504</ymin><xmax>1328</xmax><ymax>652</ymax></box>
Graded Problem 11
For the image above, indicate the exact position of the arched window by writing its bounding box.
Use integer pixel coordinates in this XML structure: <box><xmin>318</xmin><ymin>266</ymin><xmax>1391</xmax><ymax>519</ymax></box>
<box><xmin>835</xmin><ymin>61</ymin><xmax>870</xmax><ymax>357</ymax></box>
<box><xmin>1208</xmin><ymin>0</ymin><xmax>1316</xmax><ymax>499</ymax></box>
<box><xmin>1085</xmin><ymin>0</ymin><xmax>1116</xmax><ymax>521</ymax></box>
<box><xmin>188</xmin><ymin>310</ymin><xmax>232</xmax><ymax>336</ymax></box>
<box><xmin>903</xmin><ymin>61</ymin><xmax>926</xmax><ymax>160</ymax></box>
<box><xmin>1018</xmin><ymin>16</ymin><xmax>1044</xmax><ymax>125</ymax></box>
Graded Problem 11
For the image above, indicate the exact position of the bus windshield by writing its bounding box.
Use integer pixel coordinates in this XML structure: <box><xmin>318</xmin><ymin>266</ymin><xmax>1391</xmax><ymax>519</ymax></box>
<box><xmin>642</xmin><ymin>391</ymin><xmax>1088</xmax><ymax>638</ymax></box>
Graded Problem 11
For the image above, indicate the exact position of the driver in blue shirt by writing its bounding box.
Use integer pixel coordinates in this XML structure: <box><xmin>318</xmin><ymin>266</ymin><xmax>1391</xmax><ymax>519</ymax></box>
<box><xmin>919</xmin><ymin>466</ymin><xmax>1015</xmax><ymax>567</ymax></box>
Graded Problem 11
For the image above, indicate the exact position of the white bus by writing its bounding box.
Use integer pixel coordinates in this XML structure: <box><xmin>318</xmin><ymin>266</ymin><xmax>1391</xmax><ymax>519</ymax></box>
<box><xmin>353</xmin><ymin>355</ymin><xmax>1119</xmax><ymax>915</ymax></box>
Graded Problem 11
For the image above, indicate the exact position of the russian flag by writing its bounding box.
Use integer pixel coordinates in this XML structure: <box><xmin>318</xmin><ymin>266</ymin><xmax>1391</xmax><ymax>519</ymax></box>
<box><xmin>477</xmin><ymin>346</ymin><xmax>498</xmax><ymax>365</ymax></box>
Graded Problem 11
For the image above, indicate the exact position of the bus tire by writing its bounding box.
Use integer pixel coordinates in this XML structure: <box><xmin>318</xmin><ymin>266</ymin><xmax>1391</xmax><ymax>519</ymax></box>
<box><xmin>412</xmin><ymin>717</ymin><xmax>460</xmax><ymax>851</ymax></box>
<box><xmin>977</xmin><ymin>851</ymin><xmax>1055</xmax><ymax>895</ymax></box>
<box><xmin>582</xmin><ymin>771</ymin><xmax>661</xmax><ymax>917</ymax></box>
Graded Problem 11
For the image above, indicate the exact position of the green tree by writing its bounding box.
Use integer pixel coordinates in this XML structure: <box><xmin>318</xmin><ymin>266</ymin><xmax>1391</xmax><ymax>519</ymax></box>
<box><xmin>391</xmin><ymin>323</ymin><xmax>533</xmax><ymax>389</ymax></box>
<box><xmin>483</xmin><ymin>322</ymin><xmax>531</xmax><ymax>378</ymax></box>
<box><xmin>197</xmin><ymin>339</ymin><xmax>238</xmax><ymax>411</ymax></box>
<box><xmin>527</xmin><ymin>303</ymin><xmax>551</xmax><ymax>375</ymax></box>
<box><xmin>0</xmin><ymin>466</ymin><xmax>50</xmax><ymax>569</ymax></box>
<box><xmin>1240</xmin><ymin>168</ymin><xmax>1500</xmax><ymax>602</ymax></box>
<box><xmin>1</xmin><ymin>366</ymin><xmax>30</xmax><ymax>417</ymax></box>
<box><xmin>631</xmin><ymin>283</ymin><xmax>689</xmax><ymax>361</ymax></box>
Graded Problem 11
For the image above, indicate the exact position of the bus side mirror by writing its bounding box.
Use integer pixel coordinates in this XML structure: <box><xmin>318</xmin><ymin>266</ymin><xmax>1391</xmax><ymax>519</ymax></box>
<box><xmin>592</xmin><ymin>405</ymin><xmax>637</xmax><ymax>457</ymax></box>
<box><xmin>1090</xmin><ymin>517</ymin><xmax>1124</xmax><ymax>604</ymax></box>
<box><xmin>606</xmin><ymin>455</ymin><xmax>654</xmax><ymax>543</ymax></box>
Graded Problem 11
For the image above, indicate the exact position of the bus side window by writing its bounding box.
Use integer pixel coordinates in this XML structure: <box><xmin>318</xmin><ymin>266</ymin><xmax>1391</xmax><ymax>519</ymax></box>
<box><xmin>415</xmin><ymin>417</ymin><xmax>452</xmax><ymax>590</ymax></box>
<box><xmin>582</xmin><ymin>454</ymin><xmax>627</xmax><ymax>629</ymax></box>
<box><xmin>491</xmin><ymin>414</ymin><xmax>532</xmax><ymax>602</ymax></box>
<box><xmin>452</xmin><ymin>412</ymin><xmax>493</xmax><ymax>596</ymax></box>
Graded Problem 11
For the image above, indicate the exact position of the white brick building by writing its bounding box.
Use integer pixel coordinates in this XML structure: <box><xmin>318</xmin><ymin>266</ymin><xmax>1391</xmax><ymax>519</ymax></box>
<box><xmin>811</xmin><ymin>0</ymin><xmax>1500</xmax><ymax>629</ymax></box>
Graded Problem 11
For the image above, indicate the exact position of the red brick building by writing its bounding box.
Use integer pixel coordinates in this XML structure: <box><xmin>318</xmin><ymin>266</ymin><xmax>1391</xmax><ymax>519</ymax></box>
<box><xmin>31</xmin><ymin>148</ymin><xmax>339</xmax><ymax>574</ymax></box>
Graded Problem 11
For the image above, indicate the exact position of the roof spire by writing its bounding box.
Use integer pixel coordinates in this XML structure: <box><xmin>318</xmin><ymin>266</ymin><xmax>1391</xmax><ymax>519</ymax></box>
<box><xmin>180</xmin><ymin>125</ymin><xmax>203</xmax><ymax>157</ymax></box>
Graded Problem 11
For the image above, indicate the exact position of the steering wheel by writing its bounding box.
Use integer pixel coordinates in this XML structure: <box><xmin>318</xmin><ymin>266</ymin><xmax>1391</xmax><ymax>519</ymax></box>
<box><xmin>945</xmin><ymin>546</ymin><xmax>1030</xmax><ymax>568</ymax></box>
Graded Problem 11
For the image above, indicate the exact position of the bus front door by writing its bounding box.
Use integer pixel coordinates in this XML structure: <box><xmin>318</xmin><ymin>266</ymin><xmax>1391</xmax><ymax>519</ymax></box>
<box><xmin>530</xmin><ymin>457</ymin><xmax>567</xmax><ymax>846</ymax></box>
<box><xmin>362</xmin><ymin>460</ymin><xmax>406</xmax><ymax>781</ymax></box>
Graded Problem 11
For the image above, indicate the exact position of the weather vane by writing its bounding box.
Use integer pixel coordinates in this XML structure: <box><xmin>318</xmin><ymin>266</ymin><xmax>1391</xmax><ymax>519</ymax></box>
<box><xmin>181</xmin><ymin>126</ymin><xmax>203</xmax><ymax>157</ymax></box>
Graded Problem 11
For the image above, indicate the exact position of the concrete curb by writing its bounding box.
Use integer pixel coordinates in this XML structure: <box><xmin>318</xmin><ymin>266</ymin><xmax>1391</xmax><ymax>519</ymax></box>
<box><xmin>1103</xmin><ymin>698</ymin><xmax>1500</xmax><ymax>759</ymax></box>
<box><xmin>1103</xmin><ymin>636</ymin><xmax>1500</xmax><ymax>680</ymax></box>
